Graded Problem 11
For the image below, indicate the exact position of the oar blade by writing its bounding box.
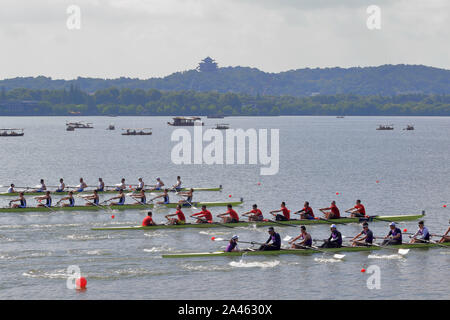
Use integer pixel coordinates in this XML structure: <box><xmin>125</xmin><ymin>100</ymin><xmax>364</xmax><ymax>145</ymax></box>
<box><xmin>398</xmin><ymin>249</ymin><xmax>410</xmax><ymax>255</ymax></box>
<box><xmin>333</xmin><ymin>254</ymin><xmax>346</xmax><ymax>259</ymax></box>
<box><xmin>283</xmin><ymin>236</ymin><xmax>292</xmax><ymax>241</ymax></box>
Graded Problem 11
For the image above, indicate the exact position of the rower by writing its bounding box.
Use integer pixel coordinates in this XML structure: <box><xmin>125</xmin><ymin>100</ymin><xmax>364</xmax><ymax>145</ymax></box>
<box><xmin>439</xmin><ymin>221</ymin><xmax>450</xmax><ymax>243</ymax></box>
<box><xmin>96</xmin><ymin>178</ymin><xmax>105</xmax><ymax>192</ymax></box>
<box><xmin>294</xmin><ymin>202</ymin><xmax>315</xmax><ymax>220</ymax></box>
<box><xmin>35</xmin><ymin>179</ymin><xmax>46</xmax><ymax>192</ymax></box>
<box><xmin>351</xmin><ymin>222</ymin><xmax>374</xmax><ymax>246</ymax></box>
<box><xmin>55</xmin><ymin>179</ymin><xmax>65</xmax><ymax>192</ymax></box>
<box><xmin>154</xmin><ymin>177</ymin><xmax>165</xmax><ymax>190</ymax></box>
<box><xmin>190</xmin><ymin>205</ymin><xmax>213</xmax><ymax>224</ymax></box>
<box><xmin>319</xmin><ymin>201</ymin><xmax>341</xmax><ymax>219</ymax></box>
<box><xmin>59</xmin><ymin>191</ymin><xmax>75</xmax><ymax>207</ymax></box>
<box><xmin>142</xmin><ymin>211</ymin><xmax>156</xmax><ymax>226</ymax></box>
<box><xmin>177</xmin><ymin>188</ymin><xmax>194</xmax><ymax>205</ymax></box>
<box><xmin>136</xmin><ymin>178</ymin><xmax>145</xmax><ymax>191</ymax></box>
<box><xmin>131</xmin><ymin>189</ymin><xmax>146</xmax><ymax>204</ymax></box>
<box><xmin>116</xmin><ymin>178</ymin><xmax>126</xmax><ymax>191</ymax></box>
<box><xmin>259</xmin><ymin>227</ymin><xmax>281</xmax><ymax>251</ymax></box>
<box><xmin>346</xmin><ymin>200</ymin><xmax>366</xmax><ymax>218</ymax></box>
<box><xmin>382</xmin><ymin>222</ymin><xmax>402</xmax><ymax>245</ymax></box>
<box><xmin>410</xmin><ymin>220</ymin><xmax>430</xmax><ymax>243</ymax></box>
<box><xmin>242</xmin><ymin>204</ymin><xmax>263</xmax><ymax>222</ymax></box>
<box><xmin>269</xmin><ymin>202</ymin><xmax>290</xmax><ymax>221</ymax></box>
<box><xmin>289</xmin><ymin>226</ymin><xmax>312</xmax><ymax>249</ymax></box>
<box><xmin>165</xmin><ymin>204</ymin><xmax>186</xmax><ymax>225</ymax></box>
<box><xmin>151</xmin><ymin>189</ymin><xmax>170</xmax><ymax>204</ymax></box>
<box><xmin>172</xmin><ymin>176</ymin><xmax>182</xmax><ymax>191</ymax></box>
<box><xmin>83</xmin><ymin>190</ymin><xmax>100</xmax><ymax>206</ymax></box>
<box><xmin>320</xmin><ymin>224</ymin><xmax>343</xmax><ymax>248</ymax></box>
<box><xmin>35</xmin><ymin>191</ymin><xmax>52</xmax><ymax>207</ymax></box>
<box><xmin>9</xmin><ymin>192</ymin><xmax>26</xmax><ymax>208</ymax></box>
<box><xmin>7</xmin><ymin>184</ymin><xmax>16</xmax><ymax>193</ymax></box>
<box><xmin>217</xmin><ymin>204</ymin><xmax>240</xmax><ymax>223</ymax></box>
<box><xmin>77</xmin><ymin>178</ymin><xmax>88</xmax><ymax>192</ymax></box>
<box><xmin>225</xmin><ymin>235</ymin><xmax>240</xmax><ymax>252</ymax></box>
<box><xmin>109</xmin><ymin>190</ymin><xmax>126</xmax><ymax>206</ymax></box>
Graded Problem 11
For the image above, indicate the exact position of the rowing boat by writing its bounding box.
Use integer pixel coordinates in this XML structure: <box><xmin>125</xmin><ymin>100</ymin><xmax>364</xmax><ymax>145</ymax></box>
<box><xmin>0</xmin><ymin>186</ymin><xmax>222</xmax><ymax>197</ymax></box>
<box><xmin>162</xmin><ymin>242</ymin><xmax>450</xmax><ymax>258</ymax></box>
<box><xmin>0</xmin><ymin>200</ymin><xmax>243</xmax><ymax>213</ymax></box>
<box><xmin>91</xmin><ymin>213</ymin><xmax>425</xmax><ymax>231</ymax></box>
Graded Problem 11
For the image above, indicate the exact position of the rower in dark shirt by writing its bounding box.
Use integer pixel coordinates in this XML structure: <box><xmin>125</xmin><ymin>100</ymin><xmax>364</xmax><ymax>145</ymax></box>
<box><xmin>351</xmin><ymin>222</ymin><xmax>374</xmax><ymax>246</ymax></box>
<box><xmin>259</xmin><ymin>227</ymin><xmax>281</xmax><ymax>251</ymax></box>
<box><xmin>382</xmin><ymin>222</ymin><xmax>402</xmax><ymax>245</ymax></box>
<box><xmin>321</xmin><ymin>224</ymin><xmax>342</xmax><ymax>248</ymax></box>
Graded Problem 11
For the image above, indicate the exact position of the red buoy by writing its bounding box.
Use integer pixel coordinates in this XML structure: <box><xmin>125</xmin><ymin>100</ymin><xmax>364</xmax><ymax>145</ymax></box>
<box><xmin>111</xmin><ymin>215</ymin><xmax>115</xmax><ymax>219</ymax></box>
<box><xmin>361</xmin><ymin>268</ymin><xmax>366</xmax><ymax>273</ymax></box>
<box><xmin>76</xmin><ymin>277</ymin><xmax>87</xmax><ymax>289</ymax></box>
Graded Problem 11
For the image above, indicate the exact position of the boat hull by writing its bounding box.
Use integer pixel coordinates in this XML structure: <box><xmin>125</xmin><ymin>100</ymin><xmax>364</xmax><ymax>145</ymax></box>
<box><xmin>162</xmin><ymin>242</ymin><xmax>450</xmax><ymax>258</ymax></box>
<box><xmin>91</xmin><ymin>214</ymin><xmax>425</xmax><ymax>231</ymax></box>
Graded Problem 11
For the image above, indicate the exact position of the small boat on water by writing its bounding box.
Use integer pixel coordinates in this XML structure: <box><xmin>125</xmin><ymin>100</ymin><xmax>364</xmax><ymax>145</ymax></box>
<box><xmin>0</xmin><ymin>128</ymin><xmax>24</xmax><ymax>137</ymax></box>
<box><xmin>121</xmin><ymin>128</ymin><xmax>152</xmax><ymax>136</ymax></box>
<box><xmin>106</xmin><ymin>124</ymin><xmax>115</xmax><ymax>130</ymax></box>
<box><xmin>66</xmin><ymin>121</ymin><xmax>93</xmax><ymax>129</ymax></box>
<box><xmin>214</xmin><ymin>123</ymin><xmax>230</xmax><ymax>130</ymax></box>
<box><xmin>66</xmin><ymin>126</ymin><xmax>75</xmax><ymax>131</ymax></box>
<box><xmin>167</xmin><ymin>117</ymin><xmax>204</xmax><ymax>126</ymax></box>
<box><xmin>336</xmin><ymin>116</ymin><xmax>345</xmax><ymax>118</ymax></box>
<box><xmin>376</xmin><ymin>124</ymin><xmax>394</xmax><ymax>130</ymax></box>
<box><xmin>403</xmin><ymin>124</ymin><xmax>414</xmax><ymax>131</ymax></box>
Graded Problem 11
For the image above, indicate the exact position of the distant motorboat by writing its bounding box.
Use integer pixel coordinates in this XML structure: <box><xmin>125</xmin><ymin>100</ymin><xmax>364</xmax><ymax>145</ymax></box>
<box><xmin>0</xmin><ymin>128</ymin><xmax>24</xmax><ymax>137</ymax></box>
<box><xmin>214</xmin><ymin>123</ymin><xmax>230</xmax><ymax>130</ymax></box>
<box><xmin>403</xmin><ymin>124</ymin><xmax>414</xmax><ymax>131</ymax></box>
<box><xmin>376</xmin><ymin>124</ymin><xmax>394</xmax><ymax>130</ymax></box>
<box><xmin>106</xmin><ymin>124</ymin><xmax>115</xmax><ymax>130</ymax></box>
<box><xmin>121</xmin><ymin>128</ymin><xmax>152</xmax><ymax>136</ymax></box>
<box><xmin>168</xmin><ymin>117</ymin><xmax>204</xmax><ymax>126</ymax></box>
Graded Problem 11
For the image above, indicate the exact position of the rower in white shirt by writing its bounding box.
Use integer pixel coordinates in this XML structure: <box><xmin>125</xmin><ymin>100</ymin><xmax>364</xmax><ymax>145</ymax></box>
<box><xmin>137</xmin><ymin>178</ymin><xmax>145</xmax><ymax>191</ymax></box>
<box><xmin>35</xmin><ymin>179</ymin><xmax>46</xmax><ymax>192</ymax></box>
<box><xmin>7</xmin><ymin>184</ymin><xmax>16</xmax><ymax>193</ymax></box>
<box><xmin>97</xmin><ymin>178</ymin><xmax>105</xmax><ymax>192</ymax></box>
<box><xmin>172</xmin><ymin>176</ymin><xmax>182</xmax><ymax>191</ymax></box>
<box><xmin>154</xmin><ymin>177</ymin><xmax>164</xmax><ymax>190</ymax></box>
<box><xmin>116</xmin><ymin>178</ymin><xmax>126</xmax><ymax>191</ymax></box>
<box><xmin>55</xmin><ymin>179</ymin><xmax>65</xmax><ymax>192</ymax></box>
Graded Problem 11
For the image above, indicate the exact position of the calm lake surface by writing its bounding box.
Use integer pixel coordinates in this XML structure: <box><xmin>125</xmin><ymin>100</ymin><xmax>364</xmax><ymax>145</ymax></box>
<box><xmin>0</xmin><ymin>116</ymin><xmax>449</xmax><ymax>299</ymax></box>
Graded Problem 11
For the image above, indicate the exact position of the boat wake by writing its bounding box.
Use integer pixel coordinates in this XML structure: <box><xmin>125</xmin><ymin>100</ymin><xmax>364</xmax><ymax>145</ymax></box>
<box><xmin>229</xmin><ymin>260</ymin><xmax>280</xmax><ymax>268</ymax></box>
<box><xmin>199</xmin><ymin>230</ymin><xmax>229</xmax><ymax>236</ymax></box>
<box><xmin>314</xmin><ymin>257</ymin><xmax>342</xmax><ymax>263</ymax></box>
<box><xmin>22</xmin><ymin>268</ymin><xmax>68</xmax><ymax>279</ymax></box>
<box><xmin>143</xmin><ymin>246</ymin><xmax>176</xmax><ymax>253</ymax></box>
<box><xmin>368</xmin><ymin>254</ymin><xmax>405</xmax><ymax>260</ymax></box>
<box><xmin>182</xmin><ymin>264</ymin><xmax>230</xmax><ymax>272</ymax></box>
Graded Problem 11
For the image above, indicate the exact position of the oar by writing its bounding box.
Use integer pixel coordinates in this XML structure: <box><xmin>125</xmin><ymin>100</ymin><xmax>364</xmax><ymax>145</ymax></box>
<box><xmin>211</xmin><ymin>237</ymin><xmax>265</xmax><ymax>246</ymax></box>
<box><xmin>194</xmin><ymin>217</ymin><xmax>235</xmax><ymax>229</ymax></box>
<box><xmin>314</xmin><ymin>216</ymin><xmax>348</xmax><ymax>225</ymax></box>
<box><xmin>74</xmin><ymin>194</ymin><xmax>113</xmax><ymax>212</ymax></box>
<box><xmin>265</xmin><ymin>218</ymin><xmax>299</xmax><ymax>228</ymax></box>
<box><xmin>408</xmin><ymin>238</ymin><xmax>450</xmax><ymax>249</ymax></box>
<box><xmin>369</xmin><ymin>239</ymin><xmax>410</xmax><ymax>255</ymax></box>
<box><xmin>173</xmin><ymin>192</ymin><xmax>197</xmax><ymax>210</ymax></box>
<box><xmin>296</xmin><ymin>244</ymin><xmax>346</xmax><ymax>260</ymax></box>
<box><xmin>36</xmin><ymin>200</ymin><xmax>57</xmax><ymax>213</ymax></box>
<box><xmin>124</xmin><ymin>193</ymin><xmax>153</xmax><ymax>209</ymax></box>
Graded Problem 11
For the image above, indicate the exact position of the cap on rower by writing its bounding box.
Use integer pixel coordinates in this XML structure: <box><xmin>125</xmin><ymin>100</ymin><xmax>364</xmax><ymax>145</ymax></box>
<box><xmin>330</xmin><ymin>224</ymin><xmax>337</xmax><ymax>228</ymax></box>
<box><xmin>231</xmin><ymin>235</ymin><xmax>239</xmax><ymax>240</ymax></box>
<box><xmin>389</xmin><ymin>222</ymin><xmax>396</xmax><ymax>226</ymax></box>
<box><xmin>268</xmin><ymin>227</ymin><xmax>274</xmax><ymax>231</ymax></box>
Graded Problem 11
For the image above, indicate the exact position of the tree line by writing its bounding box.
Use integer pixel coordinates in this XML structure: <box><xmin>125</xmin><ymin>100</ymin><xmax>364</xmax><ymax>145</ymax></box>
<box><xmin>1</xmin><ymin>86</ymin><xmax>450</xmax><ymax>116</ymax></box>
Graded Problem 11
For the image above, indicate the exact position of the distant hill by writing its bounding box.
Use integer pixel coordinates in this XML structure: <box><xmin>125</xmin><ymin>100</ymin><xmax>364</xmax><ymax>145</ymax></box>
<box><xmin>1</xmin><ymin>64</ymin><xmax>449</xmax><ymax>96</ymax></box>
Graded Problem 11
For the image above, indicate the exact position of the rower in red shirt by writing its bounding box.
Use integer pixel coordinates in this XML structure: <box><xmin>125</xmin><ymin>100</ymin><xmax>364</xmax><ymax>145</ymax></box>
<box><xmin>270</xmin><ymin>202</ymin><xmax>290</xmax><ymax>221</ymax></box>
<box><xmin>190</xmin><ymin>205</ymin><xmax>213</xmax><ymax>223</ymax></box>
<box><xmin>165</xmin><ymin>204</ymin><xmax>186</xmax><ymax>225</ymax></box>
<box><xmin>142</xmin><ymin>211</ymin><xmax>156</xmax><ymax>226</ymax></box>
<box><xmin>242</xmin><ymin>204</ymin><xmax>263</xmax><ymax>222</ymax></box>
<box><xmin>294</xmin><ymin>201</ymin><xmax>315</xmax><ymax>220</ymax></box>
<box><xmin>346</xmin><ymin>200</ymin><xmax>366</xmax><ymax>217</ymax></box>
<box><xmin>319</xmin><ymin>201</ymin><xmax>341</xmax><ymax>219</ymax></box>
<box><xmin>217</xmin><ymin>204</ymin><xmax>240</xmax><ymax>223</ymax></box>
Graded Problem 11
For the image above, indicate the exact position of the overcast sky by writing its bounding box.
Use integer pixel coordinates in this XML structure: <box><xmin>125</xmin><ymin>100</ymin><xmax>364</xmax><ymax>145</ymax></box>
<box><xmin>1</xmin><ymin>0</ymin><xmax>448</xmax><ymax>80</ymax></box>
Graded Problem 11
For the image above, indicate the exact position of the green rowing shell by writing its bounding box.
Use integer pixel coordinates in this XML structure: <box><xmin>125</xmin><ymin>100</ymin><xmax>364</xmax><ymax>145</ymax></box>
<box><xmin>91</xmin><ymin>213</ymin><xmax>425</xmax><ymax>231</ymax></box>
<box><xmin>162</xmin><ymin>242</ymin><xmax>450</xmax><ymax>258</ymax></box>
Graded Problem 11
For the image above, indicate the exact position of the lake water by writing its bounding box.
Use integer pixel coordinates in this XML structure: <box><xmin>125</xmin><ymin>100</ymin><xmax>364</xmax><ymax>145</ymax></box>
<box><xmin>0</xmin><ymin>116</ymin><xmax>449</xmax><ymax>299</ymax></box>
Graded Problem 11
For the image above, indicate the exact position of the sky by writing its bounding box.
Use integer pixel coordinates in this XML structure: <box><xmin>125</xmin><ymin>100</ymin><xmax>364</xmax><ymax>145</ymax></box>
<box><xmin>0</xmin><ymin>0</ymin><xmax>449</xmax><ymax>80</ymax></box>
